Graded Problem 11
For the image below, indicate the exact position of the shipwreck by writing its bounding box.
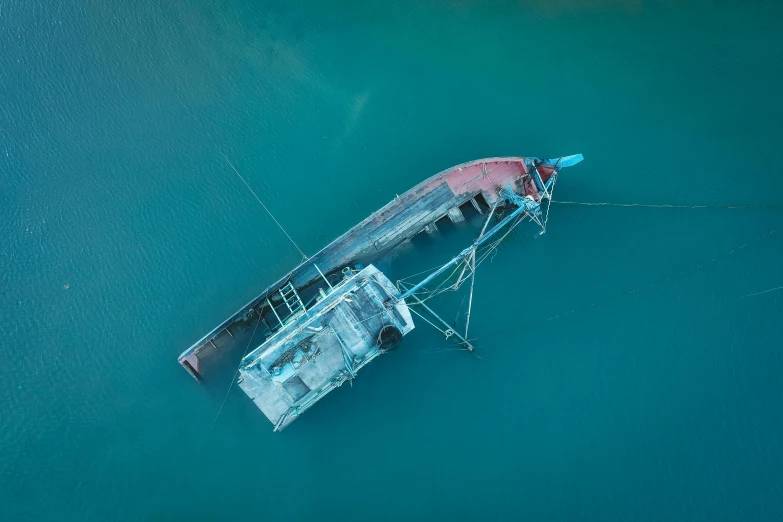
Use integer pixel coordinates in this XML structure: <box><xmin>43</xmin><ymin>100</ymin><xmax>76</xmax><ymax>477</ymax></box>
<box><xmin>179</xmin><ymin>154</ymin><xmax>584</xmax><ymax>430</ymax></box>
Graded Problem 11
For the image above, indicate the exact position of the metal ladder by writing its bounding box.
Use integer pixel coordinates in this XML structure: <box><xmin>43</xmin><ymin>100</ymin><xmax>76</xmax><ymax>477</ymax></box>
<box><xmin>279</xmin><ymin>282</ymin><xmax>305</xmax><ymax>317</ymax></box>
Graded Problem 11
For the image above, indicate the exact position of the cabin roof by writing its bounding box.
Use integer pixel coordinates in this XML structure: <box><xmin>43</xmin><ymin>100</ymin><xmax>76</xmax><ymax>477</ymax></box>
<box><xmin>238</xmin><ymin>265</ymin><xmax>414</xmax><ymax>429</ymax></box>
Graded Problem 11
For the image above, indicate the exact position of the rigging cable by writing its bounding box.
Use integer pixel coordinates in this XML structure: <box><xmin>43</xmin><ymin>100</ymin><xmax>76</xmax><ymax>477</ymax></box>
<box><xmin>175</xmin><ymin>92</ymin><xmax>308</xmax><ymax>259</ymax></box>
<box><xmin>204</xmin><ymin>315</ymin><xmax>262</xmax><ymax>441</ymax></box>
<box><xmin>215</xmin><ymin>150</ymin><xmax>308</xmax><ymax>259</ymax></box>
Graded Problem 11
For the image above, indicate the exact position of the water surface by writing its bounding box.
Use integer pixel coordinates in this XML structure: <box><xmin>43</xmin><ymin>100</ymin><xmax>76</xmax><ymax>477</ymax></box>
<box><xmin>2</xmin><ymin>1</ymin><xmax>782</xmax><ymax>520</ymax></box>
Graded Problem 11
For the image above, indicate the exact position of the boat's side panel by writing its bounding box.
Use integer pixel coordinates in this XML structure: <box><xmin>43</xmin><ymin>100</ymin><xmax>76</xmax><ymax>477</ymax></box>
<box><xmin>298</xmin><ymin>159</ymin><xmax>530</xmax><ymax>288</ymax></box>
<box><xmin>442</xmin><ymin>159</ymin><xmax>529</xmax><ymax>201</ymax></box>
<box><xmin>308</xmin><ymin>182</ymin><xmax>455</xmax><ymax>273</ymax></box>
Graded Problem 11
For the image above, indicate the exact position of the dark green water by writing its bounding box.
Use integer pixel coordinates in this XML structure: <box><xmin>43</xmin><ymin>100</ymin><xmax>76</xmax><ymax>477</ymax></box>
<box><xmin>2</xmin><ymin>1</ymin><xmax>782</xmax><ymax>520</ymax></box>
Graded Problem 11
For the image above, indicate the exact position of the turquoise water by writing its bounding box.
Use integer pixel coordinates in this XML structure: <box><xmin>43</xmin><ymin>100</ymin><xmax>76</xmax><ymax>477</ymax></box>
<box><xmin>2</xmin><ymin>1</ymin><xmax>782</xmax><ymax>520</ymax></box>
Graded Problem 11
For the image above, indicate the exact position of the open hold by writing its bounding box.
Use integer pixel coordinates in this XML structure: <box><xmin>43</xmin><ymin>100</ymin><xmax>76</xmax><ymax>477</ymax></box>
<box><xmin>473</xmin><ymin>193</ymin><xmax>490</xmax><ymax>213</ymax></box>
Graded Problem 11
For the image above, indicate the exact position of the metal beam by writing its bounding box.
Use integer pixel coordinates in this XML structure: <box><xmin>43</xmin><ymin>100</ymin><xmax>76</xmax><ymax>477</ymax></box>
<box><xmin>464</xmin><ymin>247</ymin><xmax>477</xmax><ymax>339</ymax></box>
<box><xmin>313</xmin><ymin>262</ymin><xmax>333</xmax><ymax>290</ymax></box>
<box><xmin>405</xmin><ymin>290</ymin><xmax>474</xmax><ymax>352</ymax></box>
<box><xmin>399</xmin><ymin>197</ymin><xmax>536</xmax><ymax>300</ymax></box>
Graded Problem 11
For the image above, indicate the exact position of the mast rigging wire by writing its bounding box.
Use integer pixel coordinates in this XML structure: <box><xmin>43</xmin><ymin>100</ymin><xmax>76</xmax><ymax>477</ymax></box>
<box><xmin>204</xmin><ymin>316</ymin><xmax>262</xmax><ymax>441</ymax></box>
<box><xmin>215</xmin><ymin>150</ymin><xmax>308</xmax><ymax>259</ymax></box>
<box><xmin>176</xmin><ymin>92</ymin><xmax>307</xmax><ymax>259</ymax></box>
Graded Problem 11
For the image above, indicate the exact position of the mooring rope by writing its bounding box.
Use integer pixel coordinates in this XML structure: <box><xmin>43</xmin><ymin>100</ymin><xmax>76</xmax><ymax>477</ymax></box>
<box><xmin>552</xmin><ymin>200</ymin><xmax>783</xmax><ymax>211</ymax></box>
<box><xmin>476</xmin><ymin>228</ymin><xmax>778</xmax><ymax>342</ymax></box>
<box><xmin>741</xmin><ymin>286</ymin><xmax>783</xmax><ymax>299</ymax></box>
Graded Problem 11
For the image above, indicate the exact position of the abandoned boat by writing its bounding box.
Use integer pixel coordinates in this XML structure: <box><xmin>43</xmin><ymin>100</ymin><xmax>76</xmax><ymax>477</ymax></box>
<box><xmin>179</xmin><ymin>154</ymin><xmax>584</xmax><ymax>431</ymax></box>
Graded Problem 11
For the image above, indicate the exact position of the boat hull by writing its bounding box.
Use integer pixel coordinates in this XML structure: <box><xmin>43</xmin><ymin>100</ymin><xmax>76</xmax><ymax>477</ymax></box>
<box><xmin>178</xmin><ymin>156</ymin><xmax>570</xmax><ymax>378</ymax></box>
